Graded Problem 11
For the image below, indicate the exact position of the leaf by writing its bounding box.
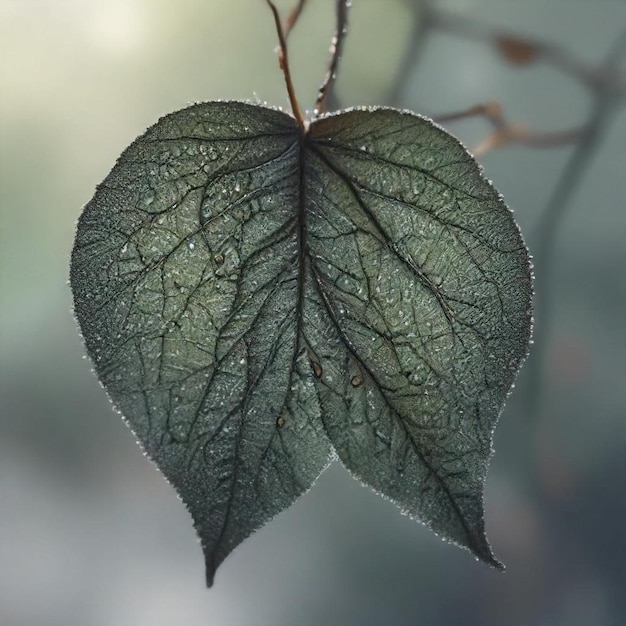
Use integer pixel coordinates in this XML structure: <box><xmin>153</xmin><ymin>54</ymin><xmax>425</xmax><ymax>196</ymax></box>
<box><xmin>71</xmin><ymin>101</ymin><xmax>531</xmax><ymax>585</ymax></box>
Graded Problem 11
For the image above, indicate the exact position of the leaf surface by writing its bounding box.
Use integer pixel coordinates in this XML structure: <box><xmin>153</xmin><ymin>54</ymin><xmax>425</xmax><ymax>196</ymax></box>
<box><xmin>71</xmin><ymin>101</ymin><xmax>531</xmax><ymax>584</ymax></box>
<box><xmin>306</xmin><ymin>109</ymin><xmax>531</xmax><ymax>567</ymax></box>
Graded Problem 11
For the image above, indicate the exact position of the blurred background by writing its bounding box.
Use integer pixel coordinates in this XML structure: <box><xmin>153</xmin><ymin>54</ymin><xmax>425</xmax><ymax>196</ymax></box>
<box><xmin>1</xmin><ymin>0</ymin><xmax>625</xmax><ymax>624</ymax></box>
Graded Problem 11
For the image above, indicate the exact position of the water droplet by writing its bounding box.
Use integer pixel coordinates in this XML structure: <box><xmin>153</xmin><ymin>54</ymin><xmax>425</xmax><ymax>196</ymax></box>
<box><xmin>142</xmin><ymin>190</ymin><xmax>155</xmax><ymax>206</ymax></box>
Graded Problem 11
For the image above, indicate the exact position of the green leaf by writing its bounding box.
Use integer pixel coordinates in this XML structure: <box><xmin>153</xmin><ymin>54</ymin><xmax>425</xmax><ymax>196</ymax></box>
<box><xmin>71</xmin><ymin>101</ymin><xmax>531</xmax><ymax>584</ymax></box>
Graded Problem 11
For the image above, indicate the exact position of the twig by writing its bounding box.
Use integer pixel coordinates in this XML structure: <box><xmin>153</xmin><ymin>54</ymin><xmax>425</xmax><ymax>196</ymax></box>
<box><xmin>429</xmin><ymin>9</ymin><xmax>626</xmax><ymax>97</ymax></box>
<box><xmin>433</xmin><ymin>102</ymin><xmax>499</xmax><ymax>124</ymax></box>
<box><xmin>266</xmin><ymin>0</ymin><xmax>305</xmax><ymax>130</ymax></box>
<box><xmin>473</xmin><ymin>126</ymin><xmax>584</xmax><ymax>156</ymax></box>
<box><xmin>314</xmin><ymin>0</ymin><xmax>351</xmax><ymax>115</ymax></box>
<box><xmin>434</xmin><ymin>102</ymin><xmax>584</xmax><ymax>156</ymax></box>
<box><xmin>386</xmin><ymin>0</ymin><xmax>433</xmax><ymax>106</ymax></box>
<box><xmin>523</xmin><ymin>32</ymin><xmax>626</xmax><ymax>419</ymax></box>
<box><xmin>283</xmin><ymin>0</ymin><xmax>307</xmax><ymax>39</ymax></box>
<box><xmin>401</xmin><ymin>8</ymin><xmax>626</xmax><ymax>423</ymax></box>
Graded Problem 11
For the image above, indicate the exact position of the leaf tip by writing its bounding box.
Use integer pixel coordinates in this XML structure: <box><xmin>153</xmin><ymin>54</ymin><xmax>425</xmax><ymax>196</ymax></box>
<box><xmin>204</xmin><ymin>549</ymin><xmax>217</xmax><ymax>588</ymax></box>
<box><xmin>483</xmin><ymin>551</ymin><xmax>505</xmax><ymax>572</ymax></box>
<box><xmin>471</xmin><ymin>531</ymin><xmax>505</xmax><ymax>572</ymax></box>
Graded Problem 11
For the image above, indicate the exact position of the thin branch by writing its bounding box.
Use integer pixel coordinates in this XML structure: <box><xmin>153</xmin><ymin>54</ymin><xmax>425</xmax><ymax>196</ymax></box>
<box><xmin>386</xmin><ymin>0</ymin><xmax>433</xmax><ymax>106</ymax></box>
<box><xmin>523</xmin><ymin>103</ymin><xmax>616</xmax><ymax>419</ymax></box>
<box><xmin>474</xmin><ymin>126</ymin><xmax>584</xmax><ymax>155</ymax></box>
<box><xmin>429</xmin><ymin>9</ymin><xmax>626</xmax><ymax>96</ymax></box>
<box><xmin>314</xmin><ymin>0</ymin><xmax>351</xmax><ymax>115</ymax></box>
<box><xmin>266</xmin><ymin>0</ymin><xmax>305</xmax><ymax>130</ymax></box>
<box><xmin>433</xmin><ymin>102</ymin><xmax>584</xmax><ymax>156</ymax></box>
<box><xmin>283</xmin><ymin>0</ymin><xmax>307</xmax><ymax>39</ymax></box>
<box><xmin>398</xmin><ymin>6</ymin><xmax>626</xmax><ymax>424</ymax></box>
<box><xmin>432</xmin><ymin>102</ymin><xmax>498</xmax><ymax>124</ymax></box>
<box><xmin>523</xmin><ymin>32</ymin><xmax>626</xmax><ymax>419</ymax></box>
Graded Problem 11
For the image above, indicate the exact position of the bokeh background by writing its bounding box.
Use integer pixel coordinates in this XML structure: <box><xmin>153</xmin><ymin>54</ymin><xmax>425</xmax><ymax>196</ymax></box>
<box><xmin>2</xmin><ymin>1</ymin><xmax>625</xmax><ymax>624</ymax></box>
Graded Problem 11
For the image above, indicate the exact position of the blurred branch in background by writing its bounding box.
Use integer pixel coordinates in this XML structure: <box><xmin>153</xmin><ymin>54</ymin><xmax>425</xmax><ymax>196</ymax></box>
<box><xmin>433</xmin><ymin>102</ymin><xmax>584</xmax><ymax>156</ymax></box>
<box><xmin>282</xmin><ymin>0</ymin><xmax>307</xmax><ymax>38</ymax></box>
<box><xmin>429</xmin><ymin>7</ymin><xmax>626</xmax><ymax>94</ymax></box>
<box><xmin>528</xmin><ymin>32</ymin><xmax>626</xmax><ymax>419</ymax></box>
<box><xmin>373</xmin><ymin>0</ymin><xmax>626</xmax><ymax>434</ymax></box>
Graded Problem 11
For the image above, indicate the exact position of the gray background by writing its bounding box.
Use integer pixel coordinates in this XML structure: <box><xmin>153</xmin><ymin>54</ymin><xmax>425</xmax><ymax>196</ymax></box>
<box><xmin>2</xmin><ymin>0</ymin><xmax>625</xmax><ymax>624</ymax></box>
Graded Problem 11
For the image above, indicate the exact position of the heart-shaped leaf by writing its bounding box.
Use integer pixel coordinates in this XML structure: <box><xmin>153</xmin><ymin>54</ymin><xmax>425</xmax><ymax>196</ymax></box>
<box><xmin>71</xmin><ymin>101</ymin><xmax>531</xmax><ymax>585</ymax></box>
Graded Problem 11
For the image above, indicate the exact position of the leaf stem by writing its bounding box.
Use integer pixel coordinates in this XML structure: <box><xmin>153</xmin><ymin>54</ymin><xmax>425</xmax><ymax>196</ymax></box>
<box><xmin>314</xmin><ymin>0</ymin><xmax>350</xmax><ymax>116</ymax></box>
<box><xmin>283</xmin><ymin>0</ymin><xmax>307</xmax><ymax>39</ymax></box>
<box><xmin>266</xmin><ymin>0</ymin><xmax>305</xmax><ymax>130</ymax></box>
